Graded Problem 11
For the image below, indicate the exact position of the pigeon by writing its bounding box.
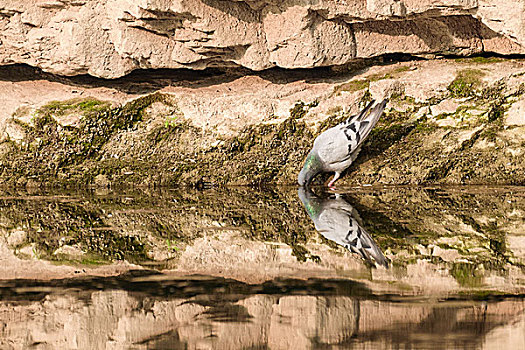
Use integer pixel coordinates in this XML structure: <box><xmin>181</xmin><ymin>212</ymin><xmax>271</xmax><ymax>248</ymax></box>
<box><xmin>298</xmin><ymin>187</ymin><xmax>389</xmax><ymax>267</ymax></box>
<box><xmin>298</xmin><ymin>99</ymin><xmax>388</xmax><ymax>187</ymax></box>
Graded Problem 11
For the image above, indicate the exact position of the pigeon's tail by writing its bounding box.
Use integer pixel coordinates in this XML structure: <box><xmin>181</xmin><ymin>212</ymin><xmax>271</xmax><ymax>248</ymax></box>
<box><xmin>349</xmin><ymin>226</ymin><xmax>389</xmax><ymax>268</ymax></box>
<box><xmin>356</xmin><ymin>98</ymin><xmax>388</xmax><ymax>145</ymax></box>
<box><xmin>345</xmin><ymin>99</ymin><xmax>375</xmax><ymax>124</ymax></box>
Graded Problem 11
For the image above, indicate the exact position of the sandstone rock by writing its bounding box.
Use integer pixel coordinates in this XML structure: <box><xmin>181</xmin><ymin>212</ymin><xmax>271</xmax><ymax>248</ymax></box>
<box><xmin>2</xmin><ymin>120</ymin><xmax>26</xmax><ymax>142</ymax></box>
<box><xmin>1</xmin><ymin>58</ymin><xmax>525</xmax><ymax>187</ymax></box>
<box><xmin>483</xmin><ymin>311</ymin><xmax>525</xmax><ymax>350</ymax></box>
<box><xmin>0</xmin><ymin>1</ymin><xmax>524</xmax><ymax>78</ymax></box>
<box><xmin>6</xmin><ymin>229</ymin><xmax>26</xmax><ymax>247</ymax></box>
<box><xmin>2</xmin><ymin>286</ymin><xmax>521</xmax><ymax>350</ymax></box>
<box><xmin>93</xmin><ymin>174</ymin><xmax>110</xmax><ymax>188</ymax></box>
<box><xmin>369</xmin><ymin>78</ymin><xmax>405</xmax><ymax>100</ymax></box>
<box><xmin>432</xmin><ymin>245</ymin><xmax>461</xmax><ymax>262</ymax></box>
<box><xmin>508</xmin><ymin>235</ymin><xmax>525</xmax><ymax>263</ymax></box>
<box><xmin>430</xmin><ymin>99</ymin><xmax>461</xmax><ymax>117</ymax></box>
<box><xmin>505</xmin><ymin>98</ymin><xmax>525</xmax><ymax>126</ymax></box>
<box><xmin>476</xmin><ymin>0</ymin><xmax>525</xmax><ymax>50</ymax></box>
<box><xmin>17</xmin><ymin>243</ymin><xmax>38</xmax><ymax>259</ymax></box>
<box><xmin>53</xmin><ymin>244</ymin><xmax>86</xmax><ymax>258</ymax></box>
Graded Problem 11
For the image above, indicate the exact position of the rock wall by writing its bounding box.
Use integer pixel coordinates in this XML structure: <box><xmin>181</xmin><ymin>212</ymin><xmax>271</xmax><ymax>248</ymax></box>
<box><xmin>0</xmin><ymin>0</ymin><xmax>524</xmax><ymax>78</ymax></box>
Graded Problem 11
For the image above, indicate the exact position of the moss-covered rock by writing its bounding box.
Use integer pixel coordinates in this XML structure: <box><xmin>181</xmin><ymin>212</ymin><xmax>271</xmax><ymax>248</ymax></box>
<box><xmin>448</xmin><ymin>69</ymin><xmax>485</xmax><ymax>97</ymax></box>
<box><xmin>1</xmin><ymin>60</ymin><xmax>525</xmax><ymax>188</ymax></box>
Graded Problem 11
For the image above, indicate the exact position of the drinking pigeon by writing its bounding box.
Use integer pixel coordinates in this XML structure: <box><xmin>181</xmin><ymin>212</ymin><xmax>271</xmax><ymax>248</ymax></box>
<box><xmin>298</xmin><ymin>99</ymin><xmax>388</xmax><ymax>187</ymax></box>
<box><xmin>298</xmin><ymin>187</ymin><xmax>388</xmax><ymax>267</ymax></box>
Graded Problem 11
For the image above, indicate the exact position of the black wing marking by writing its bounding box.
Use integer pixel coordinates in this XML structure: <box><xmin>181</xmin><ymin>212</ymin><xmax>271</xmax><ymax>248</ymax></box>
<box><xmin>343</xmin><ymin>216</ymin><xmax>388</xmax><ymax>267</ymax></box>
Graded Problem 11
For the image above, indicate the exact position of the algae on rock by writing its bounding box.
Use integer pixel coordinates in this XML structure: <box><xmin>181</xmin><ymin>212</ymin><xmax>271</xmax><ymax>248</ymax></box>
<box><xmin>1</xmin><ymin>58</ymin><xmax>525</xmax><ymax>188</ymax></box>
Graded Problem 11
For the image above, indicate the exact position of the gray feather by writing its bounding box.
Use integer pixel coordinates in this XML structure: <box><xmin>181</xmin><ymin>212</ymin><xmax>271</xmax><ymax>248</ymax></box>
<box><xmin>314</xmin><ymin>99</ymin><xmax>387</xmax><ymax>172</ymax></box>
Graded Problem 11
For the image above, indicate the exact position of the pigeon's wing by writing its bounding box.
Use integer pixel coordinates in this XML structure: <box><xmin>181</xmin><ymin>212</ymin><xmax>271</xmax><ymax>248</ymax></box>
<box><xmin>314</xmin><ymin>126</ymin><xmax>359</xmax><ymax>165</ymax></box>
<box><xmin>315</xmin><ymin>99</ymin><xmax>387</xmax><ymax>166</ymax></box>
<box><xmin>341</xmin><ymin>218</ymin><xmax>389</xmax><ymax>267</ymax></box>
<box><xmin>355</xmin><ymin>98</ymin><xmax>387</xmax><ymax>144</ymax></box>
<box><xmin>298</xmin><ymin>188</ymin><xmax>388</xmax><ymax>267</ymax></box>
<box><xmin>315</xmin><ymin>207</ymin><xmax>354</xmax><ymax>240</ymax></box>
<box><xmin>339</xmin><ymin>98</ymin><xmax>388</xmax><ymax>151</ymax></box>
<box><xmin>316</xmin><ymin>204</ymin><xmax>389</xmax><ymax>267</ymax></box>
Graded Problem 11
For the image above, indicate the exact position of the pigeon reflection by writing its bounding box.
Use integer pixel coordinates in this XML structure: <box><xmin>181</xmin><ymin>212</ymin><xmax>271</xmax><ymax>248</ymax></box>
<box><xmin>298</xmin><ymin>187</ymin><xmax>389</xmax><ymax>268</ymax></box>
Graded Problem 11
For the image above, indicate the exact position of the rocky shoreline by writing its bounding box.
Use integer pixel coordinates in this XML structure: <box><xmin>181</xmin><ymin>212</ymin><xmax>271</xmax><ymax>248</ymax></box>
<box><xmin>1</xmin><ymin>56</ymin><xmax>524</xmax><ymax>188</ymax></box>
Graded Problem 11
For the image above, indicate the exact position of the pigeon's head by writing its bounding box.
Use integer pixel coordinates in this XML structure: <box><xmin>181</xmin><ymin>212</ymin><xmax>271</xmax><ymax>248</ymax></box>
<box><xmin>298</xmin><ymin>152</ymin><xmax>323</xmax><ymax>187</ymax></box>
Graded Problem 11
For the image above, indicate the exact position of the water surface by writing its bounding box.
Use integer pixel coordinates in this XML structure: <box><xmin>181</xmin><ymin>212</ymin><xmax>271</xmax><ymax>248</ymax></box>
<box><xmin>0</xmin><ymin>186</ymin><xmax>524</xmax><ymax>349</ymax></box>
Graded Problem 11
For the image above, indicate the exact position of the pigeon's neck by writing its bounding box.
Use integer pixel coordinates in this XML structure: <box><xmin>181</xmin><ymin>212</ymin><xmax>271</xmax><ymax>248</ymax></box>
<box><xmin>298</xmin><ymin>153</ymin><xmax>323</xmax><ymax>186</ymax></box>
<box><xmin>298</xmin><ymin>187</ymin><xmax>323</xmax><ymax>218</ymax></box>
<box><xmin>305</xmin><ymin>152</ymin><xmax>322</xmax><ymax>170</ymax></box>
<box><xmin>304</xmin><ymin>200</ymin><xmax>321</xmax><ymax>218</ymax></box>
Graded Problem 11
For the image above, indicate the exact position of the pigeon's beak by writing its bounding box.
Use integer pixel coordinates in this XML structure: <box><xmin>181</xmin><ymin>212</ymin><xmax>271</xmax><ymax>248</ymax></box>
<box><xmin>298</xmin><ymin>186</ymin><xmax>316</xmax><ymax>202</ymax></box>
<box><xmin>298</xmin><ymin>166</ymin><xmax>309</xmax><ymax>186</ymax></box>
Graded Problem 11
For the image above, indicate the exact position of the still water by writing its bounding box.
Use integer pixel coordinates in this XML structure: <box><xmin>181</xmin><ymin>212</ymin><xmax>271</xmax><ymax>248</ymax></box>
<box><xmin>0</xmin><ymin>186</ymin><xmax>524</xmax><ymax>349</ymax></box>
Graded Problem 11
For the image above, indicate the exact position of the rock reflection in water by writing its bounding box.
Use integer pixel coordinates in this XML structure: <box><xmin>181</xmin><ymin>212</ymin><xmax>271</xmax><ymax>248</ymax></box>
<box><xmin>0</xmin><ymin>272</ymin><xmax>523</xmax><ymax>349</ymax></box>
<box><xmin>298</xmin><ymin>187</ymin><xmax>388</xmax><ymax>267</ymax></box>
<box><xmin>1</xmin><ymin>186</ymin><xmax>525</xmax><ymax>292</ymax></box>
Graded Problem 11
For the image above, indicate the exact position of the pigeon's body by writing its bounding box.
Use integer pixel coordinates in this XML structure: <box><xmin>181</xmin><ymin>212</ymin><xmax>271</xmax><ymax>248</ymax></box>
<box><xmin>298</xmin><ymin>99</ymin><xmax>388</xmax><ymax>187</ymax></box>
<box><xmin>298</xmin><ymin>187</ymin><xmax>388</xmax><ymax>267</ymax></box>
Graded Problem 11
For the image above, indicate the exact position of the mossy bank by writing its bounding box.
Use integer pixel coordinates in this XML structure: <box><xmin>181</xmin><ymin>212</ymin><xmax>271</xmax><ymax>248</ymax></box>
<box><xmin>1</xmin><ymin>58</ymin><xmax>525</xmax><ymax>188</ymax></box>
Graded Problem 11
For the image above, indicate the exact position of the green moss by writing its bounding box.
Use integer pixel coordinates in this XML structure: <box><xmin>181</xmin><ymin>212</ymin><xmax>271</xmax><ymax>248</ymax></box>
<box><xmin>76</xmin><ymin>99</ymin><xmax>110</xmax><ymax>113</ymax></box>
<box><xmin>359</xmin><ymin>90</ymin><xmax>373</xmax><ymax>106</ymax></box>
<box><xmin>480</xmin><ymin>125</ymin><xmax>501</xmax><ymax>142</ymax></box>
<box><xmin>316</xmin><ymin>114</ymin><xmax>347</xmax><ymax>133</ymax></box>
<box><xmin>414</xmin><ymin>119</ymin><xmax>437</xmax><ymax>133</ymax></box>
<box><xmin>6</xmin><ymin>198</ymin><xmax>149</xmax><ymax>264</ymax></box>
<box><xmin>457</xmin><ymin>290</ymin><xmax>508</xmax><ymax>300</ymax></box>
<box><xmin>289</xmin><ymin>100</ymin><xmax>318</xmax><ymax>119</ymax></box>
<box><xmin>51</xmin><ymin>253</ymin><xmax>109</xmax><ymax>267</ymax></box>
<box><xmin>392</xmin><ymin>66</ymin><xmax>410</xmax><ymax>74</ymax></box>
<box><xmin>1</xmin><ymin>71</ymin><xmax>523</xmax><ymax>190</ymax></box>
<box><xmin>434</xmin><ymin>113</ymin><xmax>449</xmax><ymax>120</ymax></box>
<box><xmin>333</xmin><ymin>80</ymin><xmax>370</xmax><ymax>94</ymax></box>
<box><xmin>3</xmin><ymin>184</ymin><xmax>524</xmax><ymax>276</ymax></box>
<box><xmin>369</xmin><ymin>66</ymin><xmax>410</xmax><ymax>81</ymax></box>
<box><xmin>487</xmin><ymin>98</ymin><xmax>507</xmax><ymax>123</ymax></box>
<box><xmin>367</xmin><ymin>72</ymin><xmax>389</xmax><ymax>82</ymax></box>
<box><xmin>425</xmin><ymin>128</ymin><xmax>483</xmax><ymax>181</ymax></box>
<box><xmin>448</xmin><ymin>69</ymin><xmax>485</xmax><ymax>97</ymax></box>
<box><xmin>37</xmin><ymin>98</ymin><xmax>110</xmax><ymax>118</ymax></box>
<box><xmin>481</xmin><ymin>81</ymin><xmax>506</xmax><ymax>101</ymax></box>
<box><xmin>450</xmin><ymin>262</ymin><xmax>483</xmax><ymax>287</ymax></box>
<box><xmin>163</xmin><ymin>104</ymin><xmax>184</xmax><ymax>128</ymax></box>
<box><xmin>393</xmin><ymin>95</ymin><xmax>416</xmax><ymax>105</ymax></box>
<box><xmin>379</xmin><ymin>109</ymin><xmax>410</xmax><ymax>125</ymax></box>
<box><xmin>80</xmin><ymin>229</ymin><xmax>148</xmax><ymax>262</ymax></box>
<box><xmin>291</xmin><ymin>244</ymin><xmax>320</xmax><ymax>263</ymax></box>
<box><xmin>361</xmin><ymin>123</ymin><xmax>415</xmax><ymax>158</ymax></box>
<box><xmin>455</xmin><ymin>56</ymin><xmax>503</xmax><ymax>64</ymax></box>
<box><xmin>0</xmin><ymin>93</ymin><xmax>171</xmax><ymax>186</ymax></box>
